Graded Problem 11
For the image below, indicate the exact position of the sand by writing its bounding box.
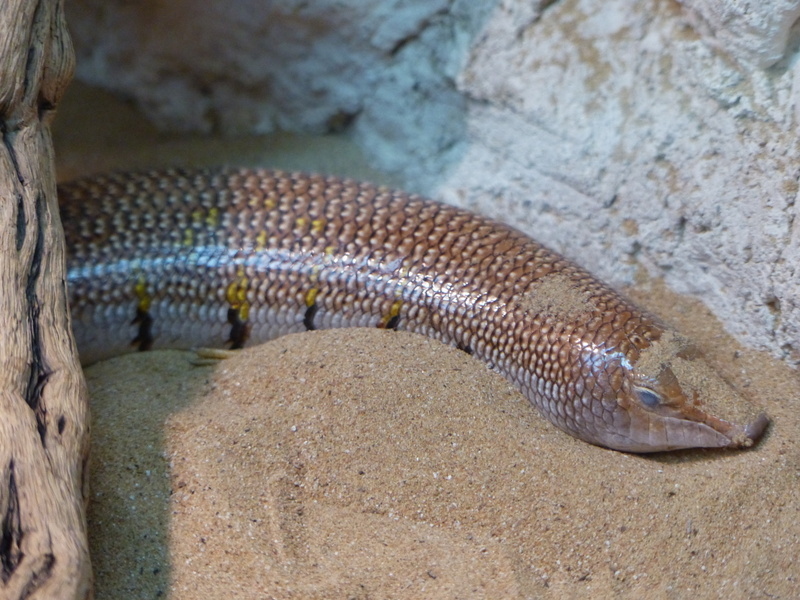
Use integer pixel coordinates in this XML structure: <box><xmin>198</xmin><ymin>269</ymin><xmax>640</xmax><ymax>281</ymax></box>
<box><xmin>55</xmin><ymin>83</ymin><xmax>800</xmax><ymax>599</ymax></box>
<box><xmin>83</xmin><ymin>287</ymin><xmax>799</xmax><ymax>600</ymax></box>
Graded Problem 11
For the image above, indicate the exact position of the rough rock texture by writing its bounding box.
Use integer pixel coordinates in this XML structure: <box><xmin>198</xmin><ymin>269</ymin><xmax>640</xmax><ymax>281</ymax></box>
<box><xmin>65</xmin><ymin>0</ymin><xmax>799</xmax><ymax>365</ymax></box>
<box><xmin>678</xmin><ymin>0</ymin><xmax>800</xmax><ymax>67</ymax></box>
<box><xmin>66</xmin><ymin>0</ymin><xmax>488</xmax><ymax>186</ymax></box>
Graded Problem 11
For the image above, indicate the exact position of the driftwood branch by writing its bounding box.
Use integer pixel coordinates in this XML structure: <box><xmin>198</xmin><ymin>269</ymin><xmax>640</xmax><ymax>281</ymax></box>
<box><xmin>0</xmin><ymin>2</ymin><xmax>92</xmax><ymax>599</ymax></box>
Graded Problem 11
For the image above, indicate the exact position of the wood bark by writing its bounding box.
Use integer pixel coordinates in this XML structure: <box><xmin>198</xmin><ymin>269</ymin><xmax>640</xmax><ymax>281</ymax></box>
<box><xmin>0</xmin><ymin>2</ymin><xmax>92</xmax><ymax>599</ymax></box>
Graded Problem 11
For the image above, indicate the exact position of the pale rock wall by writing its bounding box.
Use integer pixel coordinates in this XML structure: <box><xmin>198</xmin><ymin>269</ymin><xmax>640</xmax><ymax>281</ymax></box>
<box><xmin>66</xmin><ymin>0</ymin><xmax>800</xmax><ymax>365</ymax></box>
<box><xmin>678</xmin><ymin>0</ymin><xmax>800</xmax><ymax>67</ymax></box>
<box><xmin>66</xmin><ymin>0</ymin><xmax>490</xmax><ymax>186</ymax></box>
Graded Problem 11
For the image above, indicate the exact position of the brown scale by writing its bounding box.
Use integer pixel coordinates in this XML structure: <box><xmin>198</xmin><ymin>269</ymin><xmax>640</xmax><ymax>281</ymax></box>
<box><xmin>58</xmin><ymin>167</ymin><xmax>769</xmax><ymax>452</ymax></box>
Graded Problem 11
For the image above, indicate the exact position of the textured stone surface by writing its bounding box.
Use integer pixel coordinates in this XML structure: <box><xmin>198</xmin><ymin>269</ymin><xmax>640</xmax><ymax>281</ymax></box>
<box><xmin>65</xmin><ymin>0</ymin><xmax>800</xmax><ymax>365</ymax></box>
<box><xmin>67</xmin><ymin>0</ymin><xmax>490</xmax><ymax>187</ymax></box>
<box><xmin>678</xmin><ymin>0</ymin><xmax>800</xmax><ymax>67</ymax></box>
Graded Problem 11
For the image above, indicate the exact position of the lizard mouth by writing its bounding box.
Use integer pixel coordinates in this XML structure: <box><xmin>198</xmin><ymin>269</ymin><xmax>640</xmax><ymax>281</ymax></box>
<box><xmin>627</xmin><ymin>342</ymin><xmax>771</xmax><ymax>452</ymax></box>
<box><xmin>661</xmin><ymin>405</ymin><xmax>770</xmax><ymax>451</ymax></box>
<box><xmin>602</xmin><ymin>409</ymin><xmax>771</xmax><ymax>453</ymax></box>
<box><xmin>665</xmin><ymin>410</ymin><xmax>769</xmax><ymax>452</ymax></box>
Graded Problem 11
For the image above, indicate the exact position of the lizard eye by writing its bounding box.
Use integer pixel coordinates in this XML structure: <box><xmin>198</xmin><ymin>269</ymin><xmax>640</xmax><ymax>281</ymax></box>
<box><xmin>635</xmin><ymin>387</ymin><xmax>662</xmax><ymax>408</ymax></box>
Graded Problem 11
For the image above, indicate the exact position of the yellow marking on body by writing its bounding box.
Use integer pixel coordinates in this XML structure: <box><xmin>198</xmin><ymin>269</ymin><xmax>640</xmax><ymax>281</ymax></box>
<box><xmin>134</xmin><ymin>275</ymin><xmax>152</xmax><ymax>312</ymax></box>
<box><xmin>265</xmin><ymin>197</ymin><xmax>277</xmax><ymax>210</ymax></box>
<box><xmin>255</xmin><ymin>230</ymin><xmax>268</xmax><ymax>250</ymax></box>
<box><xmin>183</xmin><ymin>228</ymin><xmax>194</xmax><ymax>246</ymax></box>
<box><xmin>325</xmin><ymin>246</ymin><xmax>336</xmax><ymax>255</ymax></box>
<box><xmin>295</xmin><ymin>217</ymin><xmax>308</xmax><ymax>229</ymax></box>
<box><xmin>206</xmin><ymin>207</ymin><xmax>220</xmax><ymax>227</ymax></box>
<box><xmin>379</xmin><ymin>299</ymin><xmax>403</xmax><ymax>328</ymax></box>
<box><xmin>239</xmin><ymin>302</ymin><xmax>250</xmax><ymax>321</ymax></box>
<box><xmin>225</xmin><ymin>266</ymin><xmax>250</xmax><ymax>321</ymax></box>
<box><xmin>191</xmin><ymin>209</ymin><xmax>204</xmax><ymax>225</ymax></box>
<box><xmin>311</xmin><ymin>218</ymin><xmax>326</xmax><ymax>234</ymax></box>
<box><xmin>305</xmin><ymin>287</ymin><xmax>319</xmax><ymax>308</ymax></box>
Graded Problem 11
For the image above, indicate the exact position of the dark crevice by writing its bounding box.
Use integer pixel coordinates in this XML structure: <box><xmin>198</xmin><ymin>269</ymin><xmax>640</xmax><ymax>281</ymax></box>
<box><xmin>325</xmin><ymin>109</ymin><xmax>358</xmax><ymax>134</ymax></box>
<box><xmin>22</xmin><ymin>46</ymin><xmax>35</xmax><ymax>101</ymax></box>
<box><xmin>37</xmin><ymin>96</ymin><xmax>55</xmax><ymax>122</ymax></box>
<box><xmin>21</xmin><ymin>0</ymin><xmax>46</xmax><ymax>114</ymax></box>
<box><xmin>388</xmin><ymin>7</ymin><xmax>448</xmax><ymax>57</ymax></box>
<box><xmin>389</xmin><ymin>32</ymin><xmax>418</xmax><ymax>57</ymax></box>
<box><xmin>25</xmin><ymin>195</ymin><xmax>50</xmax><ymax>446</ymax></box>
<box><xmin>15</xmin><ymin>193</ymin><xmax>25</xmax><ymax>251</ymax></box>
<box><xmin>765</xmin><ymin>296</ymin><xmax>781</xmax><ymax>316</ymax></box>
<box><xmin>1</xmin><ymin>462</ymin><xmax>23</xmax><ymax>583</ymax></box>
<box><xmin>29</xmin><ymin>372</ymin><xmax>50</xmax><ymax>445</ymax></box>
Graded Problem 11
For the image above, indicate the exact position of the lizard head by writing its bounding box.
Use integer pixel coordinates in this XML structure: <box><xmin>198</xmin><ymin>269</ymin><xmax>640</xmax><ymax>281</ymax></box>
<box><xmin>582</xmin><ymin>330</ymin><xmax>769</xmax><ymax>453</ymax></box>
<box><xmin>554</xmin><ymin>329</ymin><xmax>769</xmax><ymax>453</ymax></box>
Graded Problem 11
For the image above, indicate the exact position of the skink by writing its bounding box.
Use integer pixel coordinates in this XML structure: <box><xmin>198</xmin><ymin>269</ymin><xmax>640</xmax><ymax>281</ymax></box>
<box><xmin>59</xmin><ymin>167</ymin><xmax>769</xmax><ymax>452</ymax></box>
